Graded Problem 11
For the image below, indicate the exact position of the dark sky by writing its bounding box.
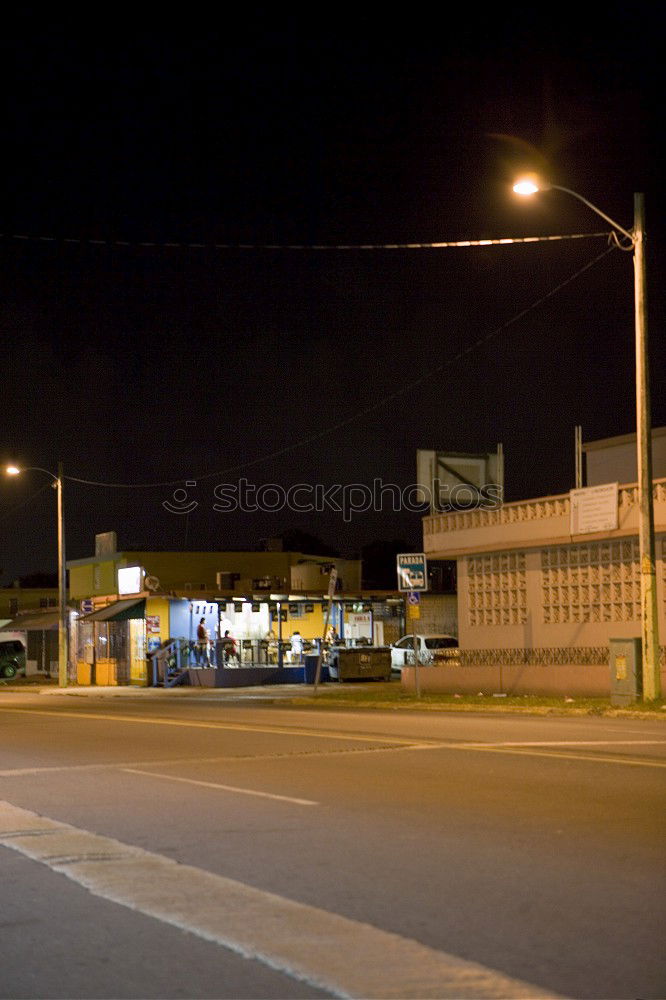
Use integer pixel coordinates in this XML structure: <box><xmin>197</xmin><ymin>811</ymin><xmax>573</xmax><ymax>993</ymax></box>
<box><xmin>1</xmin><ymin>16</ymin><xmax>664</xmax><ymax>582</ymax></box>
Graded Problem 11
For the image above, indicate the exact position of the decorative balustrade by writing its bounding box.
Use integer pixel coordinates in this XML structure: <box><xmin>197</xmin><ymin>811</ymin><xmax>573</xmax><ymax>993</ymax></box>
<box><xmin>424</xmin><ymin>479</ymin><xmax>666</xmax><ymax>536</ymax></box>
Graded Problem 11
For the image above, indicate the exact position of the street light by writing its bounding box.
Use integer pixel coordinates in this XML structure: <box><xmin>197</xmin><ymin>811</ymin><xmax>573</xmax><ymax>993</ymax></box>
<box><xmin>5</xmin><ymin>463</ymin><xmax>69</xmax><ymax>688</ymax></box>
<box><xmin>514</xmin><ymin>177</ymin><xmax>660</xmax><ymax>701</ymax></box>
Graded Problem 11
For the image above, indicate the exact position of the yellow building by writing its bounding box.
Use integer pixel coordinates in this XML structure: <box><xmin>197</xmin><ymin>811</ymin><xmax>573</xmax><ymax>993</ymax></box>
<box><xmin>0</xmin><ymin>585</ymin><xmax>59</xmax><ymax>625</ymax></box>
<box><xmin>67</xmin><ymin>533</ymin><xmax>402</xmax><ymax>686</ymax></box>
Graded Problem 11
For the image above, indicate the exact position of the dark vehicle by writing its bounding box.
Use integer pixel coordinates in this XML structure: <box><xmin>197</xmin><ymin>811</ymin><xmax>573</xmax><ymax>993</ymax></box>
<box><xmin>0</xmin><ymin>640</ymin><xmax>27</xmax><ymax>679</ymax></box>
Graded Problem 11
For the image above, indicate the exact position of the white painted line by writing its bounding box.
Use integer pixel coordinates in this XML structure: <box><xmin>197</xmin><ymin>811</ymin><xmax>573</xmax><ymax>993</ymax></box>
<box><xmin>0</xmin><ymin>800</ymin><xmax>565</xmax><ymax>999</ymax></box>
<box><xmin>0</xmin><ymin>743</ymin><xmax>434</xmax><ymax>779</ymax></box>
<box><xmin>466</xmin><ymin>740</ymin><xmax>666</xmax><ymax>747</ymax></box>
<box><xmin>454</xmin><ymin>746</ymin><xmax>666</xmax><ymax>768</ymax></box>
<box><xmin>0</xmin><ymin>706</ymin><xmax>419</xmax><ymax>746</ymax></box>
<box><xmin>121</xmin><ymin>768</ymin><xmax>318</xmax><ymax>805</ymax></box>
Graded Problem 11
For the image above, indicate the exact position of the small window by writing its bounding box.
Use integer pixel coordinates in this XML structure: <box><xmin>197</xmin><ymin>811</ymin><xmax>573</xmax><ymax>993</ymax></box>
<box><xmin>9</xmin><ymin>599</ymin><xmax>18</xmax><ymax>615</ymax></box>
<box><xmin>425</xmin><ymin>637</ymin><xmax>458</xmax><ymax>649</ymax></box>
<box><xmin>40</xmin><ymin>598</ymin><xmax>48</xmax><ymax>608</ymax></box>
<box><xmin>48</xmin><ymin>598</ymin><xmax>57</xmax><ymax>607</ymax></box>
<box><xmin>0</xmin><ymin>641</ymin><xmax>24</xmax><ymax>654</ymax></box>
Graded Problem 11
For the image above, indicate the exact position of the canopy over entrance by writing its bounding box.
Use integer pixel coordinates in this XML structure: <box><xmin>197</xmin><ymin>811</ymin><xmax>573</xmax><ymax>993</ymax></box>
<box><xmin>80</xmin><ymin>599</ymin><xmax>146</xmax><ymax>622</ymax></box>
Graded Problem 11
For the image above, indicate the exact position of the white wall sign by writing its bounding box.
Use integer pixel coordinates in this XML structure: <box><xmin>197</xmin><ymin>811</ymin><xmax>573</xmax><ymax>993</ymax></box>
<box><xmin>117</xmin><ymin>565</ymin><xmax>144</xmax><ymax>596</ymax></box>
<box><xmin>570</xmin><ymin>482</ymin><xmax>618</xmax><ymax>535</ymax></box>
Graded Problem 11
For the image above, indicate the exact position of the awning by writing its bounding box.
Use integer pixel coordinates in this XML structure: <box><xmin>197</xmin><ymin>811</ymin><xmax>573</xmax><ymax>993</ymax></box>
<box><xmin>0</xmin><ymin>611</ymin><xmax>60</xmax><ymax>631</ymax></box>
<box><xmin>80</xmin><ymin>598</ymin><xmax>146</xmax><ymax>622</ymax></box>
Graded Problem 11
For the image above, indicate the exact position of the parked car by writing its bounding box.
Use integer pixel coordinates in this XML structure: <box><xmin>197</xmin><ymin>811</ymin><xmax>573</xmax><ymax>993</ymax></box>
<box><xmin>390</xmin><ymin>634</ymin><xmax>459</xmax><ymax>672</ymax></box>
<box><xmin>0</xmin><ymin>639</ymin><xmax>27</xmax><ymax>679</ymax></box>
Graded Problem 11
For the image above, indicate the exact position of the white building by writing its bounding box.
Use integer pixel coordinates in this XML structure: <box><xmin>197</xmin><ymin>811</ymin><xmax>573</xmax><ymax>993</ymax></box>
<box><xmin>416</xmin><ymin>430</ymin><xmax>666</xmax><ymax>696</ymax></box>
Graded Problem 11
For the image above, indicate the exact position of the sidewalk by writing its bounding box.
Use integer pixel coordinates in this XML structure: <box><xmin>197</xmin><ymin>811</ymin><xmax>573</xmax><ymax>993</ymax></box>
<box><xmin>0</xmin><ymin>682</ymin><xmax>329</xmax><ymax>699</ymax></box>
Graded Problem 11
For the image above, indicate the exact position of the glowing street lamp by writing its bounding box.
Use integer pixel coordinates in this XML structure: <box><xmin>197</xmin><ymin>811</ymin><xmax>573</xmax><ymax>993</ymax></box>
<box><xmin>513</xmin><ymin>178</ymin><xmax>660</xmax><ymax>701</ymax></box>
<box><xmin>4</xmin><ymin>463</ymin><xmax>69</xmax><ymax>687</ymax></box>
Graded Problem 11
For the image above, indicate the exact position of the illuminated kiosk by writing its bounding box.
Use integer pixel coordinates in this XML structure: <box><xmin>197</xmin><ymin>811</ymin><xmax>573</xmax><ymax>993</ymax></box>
<box><xmin>69</xmin><ymin>535</ymin><xmax>405</xmax><ymax>686</ymax></box>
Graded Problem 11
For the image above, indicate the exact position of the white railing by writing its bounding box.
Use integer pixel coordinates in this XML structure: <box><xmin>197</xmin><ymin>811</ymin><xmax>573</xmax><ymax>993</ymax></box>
<box><xmin>423</xmin><ymin>479</ymin><xmax>666</xmax><ymax>536</ymax></box>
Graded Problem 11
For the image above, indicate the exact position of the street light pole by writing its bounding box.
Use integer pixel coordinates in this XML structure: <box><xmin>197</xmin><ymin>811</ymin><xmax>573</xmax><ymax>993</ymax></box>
<box><xmin>514</xmin><ymin>180</ymin><xmax>660</xmax><ymax>700</ymax></box>
<box><xmin>5</xmin><ymin>463</ymin><xmax>69</xmax><ymax>688</ymax></box>
<box><xmin>56</xmin><ymin>461</ymin><xmax>68</xmax><ymax>688</ymax></box>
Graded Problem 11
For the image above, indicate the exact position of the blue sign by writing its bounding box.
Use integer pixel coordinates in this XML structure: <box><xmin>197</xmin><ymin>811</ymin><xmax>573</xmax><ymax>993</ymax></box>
<box><xmin>396</xmin><ymin>553</ymin><xmax>428</xmax><ymax>592</ymax></box>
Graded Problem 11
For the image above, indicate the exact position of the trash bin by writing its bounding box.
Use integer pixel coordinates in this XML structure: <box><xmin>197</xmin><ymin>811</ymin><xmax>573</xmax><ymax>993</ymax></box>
<box><xmin>609</xmin><ymin>637</ymin><xmax>642</xmax><ymax>706</ymax></box>
<box><xmin>327</xmin><ymin>646</ymin><xmax>392</xmax><ymax>682</ymax></box>
<box><xmin>303</xmin><ymin>654</ymin><xmax>322</xmax><ymax>683</ymax></box>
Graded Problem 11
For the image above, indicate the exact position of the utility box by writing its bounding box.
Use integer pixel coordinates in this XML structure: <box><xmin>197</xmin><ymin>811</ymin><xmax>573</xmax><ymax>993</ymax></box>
<box><xmin>609</xmin><ymin>638</ymin><xmax>642</xmax><ymax>706</ymax></box>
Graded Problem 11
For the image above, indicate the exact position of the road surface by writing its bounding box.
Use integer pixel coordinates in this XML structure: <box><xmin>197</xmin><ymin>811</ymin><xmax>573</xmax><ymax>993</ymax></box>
<box><xmin>1</xmin><ymin>689</ymin><xmax>664</xmax><ymax>998</ymax></box>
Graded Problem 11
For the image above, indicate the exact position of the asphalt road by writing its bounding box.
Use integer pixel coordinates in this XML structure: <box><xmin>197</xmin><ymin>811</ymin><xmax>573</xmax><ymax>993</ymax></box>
<box><xmin>1</xmin><ymin>689</ymin><xmax>665</xmax><ymax>999</ymax></box>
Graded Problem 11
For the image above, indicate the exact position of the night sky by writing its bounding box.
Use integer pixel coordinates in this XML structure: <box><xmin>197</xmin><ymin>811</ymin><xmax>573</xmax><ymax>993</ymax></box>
<box><xmin>1</xmin><ymin>17</ymin><xmax>664</xmax><ymax>583</ymax></box>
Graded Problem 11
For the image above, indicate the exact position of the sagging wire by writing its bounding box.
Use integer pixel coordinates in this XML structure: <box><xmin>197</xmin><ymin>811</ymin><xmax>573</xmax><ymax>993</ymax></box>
<box><xmin>63</xmin><ymin>242</ymin><xmax>620</xmax><ymax>490</ymax></box>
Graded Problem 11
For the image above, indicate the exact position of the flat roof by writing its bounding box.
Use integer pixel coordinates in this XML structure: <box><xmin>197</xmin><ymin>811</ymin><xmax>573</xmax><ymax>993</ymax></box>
<box><xmin>583</xmin><ymin>426</ymin><xmax>666</xmax><ymax>451</ymax></box>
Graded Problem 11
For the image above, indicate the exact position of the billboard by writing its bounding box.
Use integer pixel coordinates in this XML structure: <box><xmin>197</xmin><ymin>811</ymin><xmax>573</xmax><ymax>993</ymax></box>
<box><xmin>416</xmin><ymin>448</ymin><xmax>504</xmax><ymax>513</ymax></box>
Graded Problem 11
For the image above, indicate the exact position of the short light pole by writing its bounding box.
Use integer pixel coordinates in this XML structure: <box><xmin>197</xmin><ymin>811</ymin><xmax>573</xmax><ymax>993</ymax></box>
<box><xmin>514</xmin><ymin>180</ymin><xmax>660</xmax><ymax>700</ymax></box>
<box><xmin>5</xmin><ymin>463</ymin><xmax>69</xmax><ymax>688</ymax></box>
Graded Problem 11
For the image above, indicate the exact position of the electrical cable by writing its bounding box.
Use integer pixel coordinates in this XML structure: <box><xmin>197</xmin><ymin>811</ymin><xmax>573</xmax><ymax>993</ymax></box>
<box><xmin>1</xmin><ymin>230</ymin><xmax>612</xmax><ymax>250</ymax></box>
<box><xmin>64</xmin><ymin>242</ymin><xmax>619</xmax><ymax>490</ymax></box>
<box><xmin>0</xmin><ymin>481</ymin><xmax>53</xmax><ymax>524</ymax></box>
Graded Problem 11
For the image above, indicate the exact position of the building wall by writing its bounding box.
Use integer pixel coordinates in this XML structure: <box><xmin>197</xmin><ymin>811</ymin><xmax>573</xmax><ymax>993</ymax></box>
<box><xmin>407</xmin><ymin>594</ymin><xmax>458</xmax><ymax>637</ymax></box>
<box><xmin>457</xmin><ymin>539</ymin><xmax>666</xmax><ymax>654</ymax></box>
<box><xmin>0</xmin><ymin>587</ymin><xmax>59</xmax><ymax>620</ymax></box>
<box><xmin>423</xmin><ymin>479</ymin><xmax>666</xmax><ymax>670</ymax></box>
<box><xmin>69</xmin><ymin>560</ymin><xmax>121</xmax><ymax>601</ymax></box>
<box><xmin>584</xmin><ymin>427</ymin><xmax>666</xmax><ymax>486</ymax></box>
<box><xmin>68</xmin><ymin>550</ymin><xmax>361</xmax><ymax>599</ymax></box>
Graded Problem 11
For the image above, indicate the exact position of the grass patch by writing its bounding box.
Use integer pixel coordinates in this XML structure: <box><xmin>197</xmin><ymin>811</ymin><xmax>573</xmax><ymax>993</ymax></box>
<box><xmin>280</xmin><ymin>682</ymin><xmax>666</xmax><ymax>718</ymax></box>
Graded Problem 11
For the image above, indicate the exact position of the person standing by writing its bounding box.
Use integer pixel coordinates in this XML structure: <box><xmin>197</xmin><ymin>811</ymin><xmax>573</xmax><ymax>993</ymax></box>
<box><xmin>290</xmin><ymin>630</ymin><xmax>303</xmax><ymax>664</ymax></box>
<box><xmin>196</xmin><ymin>617</ymin><xmax>210</xmax><ymax>666</ymax></box>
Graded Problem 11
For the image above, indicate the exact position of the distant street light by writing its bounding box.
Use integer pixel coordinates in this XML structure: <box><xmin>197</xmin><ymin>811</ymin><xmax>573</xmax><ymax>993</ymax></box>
<box><xmin>514</xmin><ymin>178</ymin><xmax>660</xmax><ymax>701</ymax></box>
<box><xmin>5</xmin><ymin>463</ymin><xmax>69</xmax><ymax>687</ymax></box>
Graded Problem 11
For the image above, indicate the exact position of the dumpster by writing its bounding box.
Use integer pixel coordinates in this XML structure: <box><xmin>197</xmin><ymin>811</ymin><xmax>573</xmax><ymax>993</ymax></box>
<box><xmin>327</xmin><ymin>646</ymin><xmax>392</xmax><ymax>682</ymax></box>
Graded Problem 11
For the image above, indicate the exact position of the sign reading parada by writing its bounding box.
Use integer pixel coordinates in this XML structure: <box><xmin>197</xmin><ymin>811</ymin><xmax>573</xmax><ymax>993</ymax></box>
<box><xmin>396</xmin><ymin>553</ymin><xmax>428</xmax><ymax>592</ymax></box>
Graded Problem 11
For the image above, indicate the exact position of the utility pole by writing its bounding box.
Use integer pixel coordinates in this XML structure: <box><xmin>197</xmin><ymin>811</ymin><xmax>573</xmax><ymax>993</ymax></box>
<box><xmin>57</xmin><ymin>462</ymin><xmax>68</xmax><ymax>687</ymax></box>
<box><xmin>633</xmin><ymin>193</ymin><xmax>660</xmax><ymax>700</ymax></box>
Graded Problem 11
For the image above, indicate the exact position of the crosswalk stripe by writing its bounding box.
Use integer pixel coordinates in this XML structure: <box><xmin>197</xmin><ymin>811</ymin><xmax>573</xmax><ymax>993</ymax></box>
<box><xmin>0</xmin><ymin>800</ymin><xmax>565</xmax><ymax>1000</ymax></box>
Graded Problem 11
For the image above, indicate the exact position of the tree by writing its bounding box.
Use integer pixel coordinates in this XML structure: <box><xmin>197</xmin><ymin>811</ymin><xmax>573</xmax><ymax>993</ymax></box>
<box><xmin>275</xmin><ymin>529</ymin><xmax>341</xmax><ymax>557</ymax></box>
<box><xmin>361</xmin><ymin>539</ymin><xmax>413</xmax><ymax>590</ymax></box>
<box><xmin>17</xmin><ymin>572</ymin><xmax>58</xmax><ymax>588</ymax></box>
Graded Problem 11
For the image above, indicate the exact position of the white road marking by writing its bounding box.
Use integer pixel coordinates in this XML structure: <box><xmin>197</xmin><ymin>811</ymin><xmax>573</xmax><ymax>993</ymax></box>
<box><xmin>0</xmin><ymin>800</ymin><xmax>565</xmax><ymax>999</ymax></box>
<box><xmin>466</xmin><ymin>740</ymin><xmax>666</xmax><ymax>747</ymax></box>
<box><xmin>121</xmin><ymin>768</ymin><xmax>318</xmax><ymax>805</ymax></box>
<box><xmin>454</xmin><ymin>746</ymin><xmax>666</xmax><ymax>768</ymax></box>
<box><xmin>0</xmin><ymin>743</ymin><xmax>434</xmax><ymax>778</ymax></box>
<box><xmin>0</xmin><ymin>706</ymin><xmax>421</xmax><ymax>745</ymax></box>
<box><xmin>2</xmin><ymin>705</ymin><xmax>664</xmax><ymax>773</ymax></box>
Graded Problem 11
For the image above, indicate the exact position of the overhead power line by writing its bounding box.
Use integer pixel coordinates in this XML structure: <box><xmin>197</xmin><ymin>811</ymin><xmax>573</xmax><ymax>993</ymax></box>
<box><xmin>62</xmin><ymin>242</ymin><xmax>619</xmax><ymax>490</ymax></box>
<box><xmin>1</xmin><ymin>230</ymin><xmax>611</xmax><ymax>250</ymax></box>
